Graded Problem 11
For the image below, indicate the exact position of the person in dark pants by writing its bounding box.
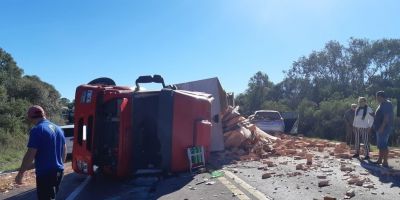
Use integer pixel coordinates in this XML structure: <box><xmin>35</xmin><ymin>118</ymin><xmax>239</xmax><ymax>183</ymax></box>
<box><xmin>15</xmin><ymin>105</ymin><xmax>66</xmax><ymax>200</ymax></box>
<box><xmin>372</xmin><ymin>91</ymin><xmax>394</xmax><ymax>167</ymax></box>
<box><xmin>344</xmin><ymin>104</ymin><xmax>357</xmax><ymax>146</ymax></box>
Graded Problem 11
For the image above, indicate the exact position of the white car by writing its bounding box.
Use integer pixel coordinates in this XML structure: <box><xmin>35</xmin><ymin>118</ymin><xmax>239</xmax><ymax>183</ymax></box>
<box><xmin>249</xmin><ymin>110</ymin><xmax>285</xmax><ymax>133</ymax></box>
<box><xmin>61</xmin><ymin>124</ymin><xmax>74</xmax><ymax>156</ymax></box>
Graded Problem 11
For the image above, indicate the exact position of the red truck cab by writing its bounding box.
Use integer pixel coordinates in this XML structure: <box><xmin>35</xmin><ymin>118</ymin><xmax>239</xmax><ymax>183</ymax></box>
<box><xmin>72</xmin><ymin>76</ymin><xmax>212</xmax><ymax>178</ymax></box>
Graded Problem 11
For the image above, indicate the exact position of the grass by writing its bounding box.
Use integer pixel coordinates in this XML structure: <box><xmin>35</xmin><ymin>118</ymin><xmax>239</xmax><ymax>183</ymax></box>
<box><xmin>0</xmin><ymin>148</ymin><xmax>25</xmax><ymax>172</ymax></box>
<box><xmin>369</xmin><ymin>145</ymin><xmax>378</xmax><ymax>152</ymax></box>
<box><xmin>0</xmin><ymin>133</ymin><xmax>28</xmax><ymax>173</ymax></box>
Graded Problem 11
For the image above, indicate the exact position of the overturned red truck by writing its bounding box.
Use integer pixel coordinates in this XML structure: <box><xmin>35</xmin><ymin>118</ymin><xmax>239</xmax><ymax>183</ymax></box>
<box><xmin>72</xmin><ymin>75</ymin><xmax>213</xmax><ymax>178</ymax></box>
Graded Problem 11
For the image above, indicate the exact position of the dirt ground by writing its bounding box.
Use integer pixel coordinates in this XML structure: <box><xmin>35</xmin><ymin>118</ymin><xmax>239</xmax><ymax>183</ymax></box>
<box><xmin>0</xmin><ymin>162</ymin><xmax>74</xmax><ymax>196</ymax></box>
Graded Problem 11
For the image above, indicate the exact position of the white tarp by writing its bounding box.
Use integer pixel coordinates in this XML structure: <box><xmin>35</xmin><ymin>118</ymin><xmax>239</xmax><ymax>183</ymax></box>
<box><xmin>175</xmin><ymin>77</ymin><xmax>226</xmax><ymax>152</ymax></box>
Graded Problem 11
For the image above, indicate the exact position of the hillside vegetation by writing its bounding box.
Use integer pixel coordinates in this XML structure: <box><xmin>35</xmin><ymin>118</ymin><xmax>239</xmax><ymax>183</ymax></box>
<box><xmin>0</xmin><ymin>48</ymin><xmax>67</xmax><ymax>172</ymax></box>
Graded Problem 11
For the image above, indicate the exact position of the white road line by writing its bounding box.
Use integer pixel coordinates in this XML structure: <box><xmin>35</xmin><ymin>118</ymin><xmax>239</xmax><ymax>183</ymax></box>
<box><xmin>65</xmin><ymin>176</ymin><xmax>91</xmax><ymax>200</ymax></box>
<box><xmin>223</xmin><ymin>170</ymin><xmax>272</xmax><ymax>200</ymax></box>
<box><xmin>218</xmin><ymin>176</ymin><xmax>251</xmax><ymax>200</ymax></box>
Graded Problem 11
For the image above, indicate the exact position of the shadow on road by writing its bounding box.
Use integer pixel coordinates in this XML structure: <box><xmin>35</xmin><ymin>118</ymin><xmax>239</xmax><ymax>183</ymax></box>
<box><xmin>151</xmin><ymin>174</ymin><xmax>194</xmax><ymax>199</ymax></box>
<box><xmin>4</xmin><ymin>189</ymin><xmax>36</xmax><ymax>200</ymax></box>
<box><xmin>360</xmin><ymin>160</ymin><xmax>400</xmax><ymax>188</ymax></box>
<box><xmin>72</xmin><ymin>171</ymin><xmax>193</xmax><ymax>200</ymax></box>
<box><xmin>4</xmin><ymin>172</ymin><xmax>86</xmax><ymax>200</ymax></box>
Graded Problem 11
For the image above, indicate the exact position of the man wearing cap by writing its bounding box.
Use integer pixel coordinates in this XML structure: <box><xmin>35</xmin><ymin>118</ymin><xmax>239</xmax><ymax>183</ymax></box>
<box><xmin>372</xmin><ymin>91</ymin><xmax>394</xmax><ymax>167</ymax></box>
<box><xmin>15</xmin><ymin>105</ymin><xmax>66</xmax><ymax>200</ymax></box>
<box><xmin>344</xmin><ymin>103</ymin><xmax>357</xmax><ymax>146</ymax></box>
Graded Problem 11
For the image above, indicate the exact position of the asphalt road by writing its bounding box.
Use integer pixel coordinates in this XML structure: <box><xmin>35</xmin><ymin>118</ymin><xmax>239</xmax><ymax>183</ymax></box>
<box><xmin>1</xmin><ymin>164</ymin><xmax>265</xmax><ymax>200</ymax></box>
<box><xmin>2</xmin><ymin>150</ymin><xmax>400</xmax><ymax>200</ymax></box>
<box><xmin>218</xmin><ymin>152</ymin><xmax>400</xmax><ymax>200</ymax></box>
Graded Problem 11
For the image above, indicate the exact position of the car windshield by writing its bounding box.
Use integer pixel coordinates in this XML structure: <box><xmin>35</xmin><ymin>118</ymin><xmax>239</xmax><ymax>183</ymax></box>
<box><xmin>63</xmin><ymin>128</ymin><xmax>74</xmax><ymax>137</ymax></box>
<box><xmin>254</xmin><ymin>112</ymin><xmax>281</xmax><ymax>120</ymax></box>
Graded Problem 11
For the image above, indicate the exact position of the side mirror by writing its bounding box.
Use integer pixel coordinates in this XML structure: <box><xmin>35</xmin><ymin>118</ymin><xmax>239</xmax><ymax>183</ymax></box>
<box><xmin>135</xmin><ymin>75</ymin><xmax>166</xmax><ymax>91</ymax></box>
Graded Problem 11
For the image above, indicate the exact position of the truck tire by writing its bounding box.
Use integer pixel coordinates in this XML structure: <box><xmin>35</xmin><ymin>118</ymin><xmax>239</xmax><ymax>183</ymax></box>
<box><xmin>88</xmin><ymin>77</ymin><xmax>116</xmax><ymax>86</ymax></box>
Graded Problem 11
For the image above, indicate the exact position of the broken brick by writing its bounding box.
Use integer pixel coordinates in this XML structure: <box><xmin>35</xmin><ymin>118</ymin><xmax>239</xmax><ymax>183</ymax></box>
<box><xmin>317</xmin><ymin>175</ymin><xmax>327</xmax><ymax>179</ymax></box>
<box><xmin>262</xmin><ymin>173</ymin><xmax>272</xmax><ymax>179</ymax></box>
<box><xmin>345</xmin><ymin>189</ymin><xmax>355</xmax><ymax>199</ymax></box>
<box><xmin>279</xmin><ymin>161</ymin><xmax>288</xmax><ymax>165</ymax></box>
<box><xmin>293</xmin><ymin>156</ymin><xmax>302</xmax><ymax>160</ymax></box>
<box><xmin>336</xmin><ymin>153</ymin><xmax>352</xmax><ymax>159</ymax></box>
<box><xmin>285</xmin><ymin>149</ymin><xmax>297</xmax><ymax>155</ymax></box>
<box><xmin>355</xmin><ymin>178</ymin><xmax>365</xmax><ymax>186</ymax></box>
<box><xmin>306</xmin><ymin>153</ymin><xmax>313</xmax><ymax>165</ymax></box>
<box><xmin>262</xmin><ymin>160</ymin><xmax>275</xmax><ymax>167</ymax></box>
<box><xmin>296</xmin><ymin>164</ymin><xmax>304</xmax><ymax>170</ymax></box>
<box><xmin>287</xmin><ymin>172</ymin><xmax>302</xmax><ymax>177</ymax></box>
<box><xmin>347</xmin><ymin>178</ymin><xmax>359</xmax><ymax>185</ymax></box>
<box><xmin>340</xmin><ymin>165</ymin><xmax>354</xmax><ymax>172</ymax></box>
<box><xmin>318</xmin><ymin>180</ymin><xmax>330</xmax><ymax>187</ymax></box>
<box><xmin>316</xmin><ymin>143</ymin><xmax>325</xmax><ymax>148</ymax></box>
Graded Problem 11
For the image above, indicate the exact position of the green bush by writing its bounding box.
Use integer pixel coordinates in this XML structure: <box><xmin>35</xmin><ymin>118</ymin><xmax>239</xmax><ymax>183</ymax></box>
<box><xmin>294</xmin><ymin>97</ymin><xmax>399</xmax><ymax>146</ymax></box>
<box><xmin>261</xmin><ymin>100</ymin><xmax>291</xmax><ymax>112</ymax></box>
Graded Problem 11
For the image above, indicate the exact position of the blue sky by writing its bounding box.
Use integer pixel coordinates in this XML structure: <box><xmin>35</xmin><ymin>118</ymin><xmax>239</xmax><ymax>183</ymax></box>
<box><xmin>1</xmin><ymin>0</ymin><xmax>399</xmax><ymax>100</ymax></box>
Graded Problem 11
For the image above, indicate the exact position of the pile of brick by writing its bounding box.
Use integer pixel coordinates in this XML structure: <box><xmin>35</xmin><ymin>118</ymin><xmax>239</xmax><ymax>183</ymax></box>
<box><xmin>222</xmin><ymin>106</ymin><xmax>345</xmax><ymax>160</ymax></box>
<box><xmin>222</xmin><ymin>106</ymin><xmax>362</xmax><ymax>161</ymax></box>
<box><xmin>221</xmin><ymin>106</ymin><xmax>278</xmax><ymax>158</ymax></box>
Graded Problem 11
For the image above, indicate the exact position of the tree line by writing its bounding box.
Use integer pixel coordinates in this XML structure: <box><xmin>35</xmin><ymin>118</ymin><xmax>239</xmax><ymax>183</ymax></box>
<box><xmin>236</xmin><ymin>38</ymin><xmax>400</xmax><ymax>146</ymax></box>
<box><xmin>0</xmin><ymin>48</ymin><xmax>70</xmax><ymax>170</ymax></box>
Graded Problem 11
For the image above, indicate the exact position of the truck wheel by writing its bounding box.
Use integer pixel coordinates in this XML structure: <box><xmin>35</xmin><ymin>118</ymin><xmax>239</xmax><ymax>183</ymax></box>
<box><xmin>88</xmin><ymin>77</ymin><xmax>116</xmax><ymax>86</ymax></box>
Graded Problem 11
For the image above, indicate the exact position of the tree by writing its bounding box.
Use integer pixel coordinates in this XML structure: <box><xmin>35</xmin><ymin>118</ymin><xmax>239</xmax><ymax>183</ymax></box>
<box><xmin>235</xmin><ymin>71</ymin><xmax>274</xmax><ymax>115</ymax></box>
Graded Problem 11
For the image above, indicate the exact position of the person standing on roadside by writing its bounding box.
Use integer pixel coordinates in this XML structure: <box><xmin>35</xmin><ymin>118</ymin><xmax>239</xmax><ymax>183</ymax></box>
<box><xmin>372</xmin><ymin>91</ymin><xmax>394</xmax><ymax>167</ymax></box>
<box><xmin>352</xmin><ymin>97</ymin><xmax>374</xmax><ymax>160</ymax></box>
<box><xmin>15</xmin><ymin>105</ymin><xmax>66</xmax><ymax>200</ymax></box>
<box><xmin>344</xmin><ymin>104</ymin><xmax>357</xmax><ymax>146</ymax></box>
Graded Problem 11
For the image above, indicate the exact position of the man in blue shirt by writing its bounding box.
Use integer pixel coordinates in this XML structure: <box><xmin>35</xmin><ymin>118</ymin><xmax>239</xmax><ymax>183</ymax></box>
<box><xmin>15</xmin><ymin>105</ymin><xmax>66</xmax><ymax>200</ymax></box>
<box><xmin>372</xmin><ymin>91</ymin><xmax>394</xmax><ymax>168</ymax></box>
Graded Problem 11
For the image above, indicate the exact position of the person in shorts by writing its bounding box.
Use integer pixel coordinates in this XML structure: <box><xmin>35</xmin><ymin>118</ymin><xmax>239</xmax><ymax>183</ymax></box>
<box><xmin>372</xmin><ymin>91</ymin><xmax>394</xmax><ymax>167</ymax></box>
